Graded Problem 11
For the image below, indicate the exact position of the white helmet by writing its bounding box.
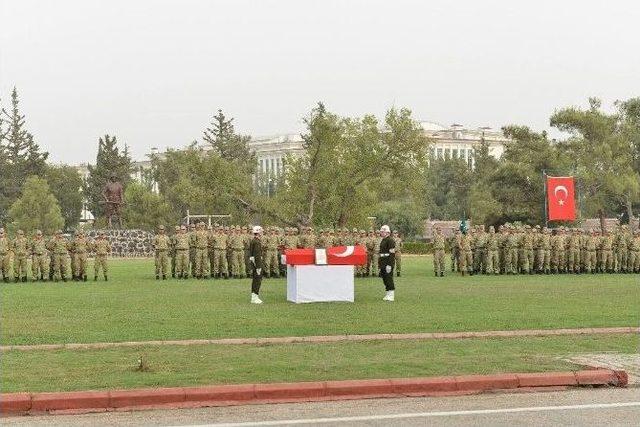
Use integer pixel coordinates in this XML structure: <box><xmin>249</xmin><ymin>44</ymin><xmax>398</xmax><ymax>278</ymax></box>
<box><xmin>252</xmin><ymin>225</ymin><xmax>263</xmax><ymax>234</ymax></box>
<box><xmin>380</xmin><ymin>225</ymin><xmax>391</xmax><ymax>233</ymax></box>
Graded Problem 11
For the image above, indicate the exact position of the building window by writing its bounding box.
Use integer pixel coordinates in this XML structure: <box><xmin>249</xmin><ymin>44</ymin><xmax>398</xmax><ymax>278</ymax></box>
<box><xmin>270</xmin><ymin>158</ymin><xmax>275</xmax><ymax>174</ymax></box>
<box><xmin>436</xmin><ymin>148</ymin><xmax>443</xmax><ymax>159</ymax></box>
<box><xmin>260</xmin><ymin>159</ymin><xmax>264</xmax><ymax>173</ymax></box>
<box><xmin>445</xmin><ymin>148</ymin><xmax>451</xmax><ymax>158</ymax></box>
<box><xmin>452</xmin><ymin>149</ymin><xmax>458</xmax><ymax>159</ymax></box>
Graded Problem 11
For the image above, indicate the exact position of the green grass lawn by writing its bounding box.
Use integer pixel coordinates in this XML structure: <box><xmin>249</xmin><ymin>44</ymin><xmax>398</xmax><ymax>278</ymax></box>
<box><xmin>1</xmin><ymin>257</ymin><xmax>638</xmax><ymax>345</ymax></box>
<box><xmin>1</xmin><ymin>334</ymin><xmax>636</xmax><ymax>392</ymax></box>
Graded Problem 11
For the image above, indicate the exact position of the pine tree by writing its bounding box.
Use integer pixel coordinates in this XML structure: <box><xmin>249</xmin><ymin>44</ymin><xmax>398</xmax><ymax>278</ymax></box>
<box><xmin>202</xmin><ymin>109</ymin><xmax>255</xmax><ymax>171</ymax></box>
<box><xmin>0</xmin><ymin>88</ymin><xmax>48</xmax><ymax>223</ymax></box>
<box><xmin>84</xmin><ymin>135</ymin><xmax>133</xmax><ymax>220</ymax></box>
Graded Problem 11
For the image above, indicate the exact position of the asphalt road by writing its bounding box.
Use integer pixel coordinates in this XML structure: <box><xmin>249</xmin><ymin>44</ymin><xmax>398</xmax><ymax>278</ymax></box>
<box><xmin>4</xmin><ymin>388</ymin><xmax>640</xmax><ymax>426</ymax></box>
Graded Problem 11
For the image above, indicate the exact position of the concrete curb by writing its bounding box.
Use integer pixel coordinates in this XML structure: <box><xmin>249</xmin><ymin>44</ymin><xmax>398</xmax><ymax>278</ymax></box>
<box><xmin>2</xmin><ymin>327</ymin><xmax>638</xmax><ymax>352</ymax></box>
<box><xmin>1</xmin><ymin>369</ymin><xmax>627</xmax><ymax>416</ymax></box>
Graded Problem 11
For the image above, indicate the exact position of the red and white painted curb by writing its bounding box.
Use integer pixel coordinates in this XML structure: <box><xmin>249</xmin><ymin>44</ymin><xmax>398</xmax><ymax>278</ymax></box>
<box><xmin>1</xmin><ymin>369</ymin><xmax>628</xmax><ymax>416</ymax></box>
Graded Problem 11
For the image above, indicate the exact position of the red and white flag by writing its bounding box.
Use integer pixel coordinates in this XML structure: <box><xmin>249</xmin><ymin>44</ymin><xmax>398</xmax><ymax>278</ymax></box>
<box><xmin>547</xmin><ymin>176</ymin><xmax>576</xmax><ymax>221</ymax></box>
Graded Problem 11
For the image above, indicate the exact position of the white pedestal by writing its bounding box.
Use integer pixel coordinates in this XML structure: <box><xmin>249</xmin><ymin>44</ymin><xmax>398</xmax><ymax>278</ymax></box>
<box><xmin>286</xmin><ymin>265</ymin><xmax>354</xmax><ymax>303</ymax></box>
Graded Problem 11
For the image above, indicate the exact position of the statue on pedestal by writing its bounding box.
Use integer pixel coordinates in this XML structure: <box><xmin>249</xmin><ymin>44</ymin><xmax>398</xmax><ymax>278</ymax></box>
<box><xmin>102</xmin><ymin>174</ymin><xmax>124</xmax><ymax>229</ymax></box>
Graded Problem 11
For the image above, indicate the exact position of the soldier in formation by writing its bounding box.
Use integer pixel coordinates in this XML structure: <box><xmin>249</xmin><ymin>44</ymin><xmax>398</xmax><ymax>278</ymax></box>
<box><xmin>441</xmin><ymin>224</ymin><xmax>640</xmax><ymax>276</ymax></box>
<box><xmin>0</xmin><ymin>228</ymin><xmax>111</xmax><ymax>283</ymax></box>
<box><xmin>154</xmin><ymin>224</ymin><xmax>398</xmax><ymax>280</ymax></box>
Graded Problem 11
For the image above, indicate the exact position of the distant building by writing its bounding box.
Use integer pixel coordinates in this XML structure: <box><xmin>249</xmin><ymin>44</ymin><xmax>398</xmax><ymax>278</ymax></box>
<box><xmin>421</xmin><ymin>121</ymin><xmax>508</xmax><ymax>168</ymax></box>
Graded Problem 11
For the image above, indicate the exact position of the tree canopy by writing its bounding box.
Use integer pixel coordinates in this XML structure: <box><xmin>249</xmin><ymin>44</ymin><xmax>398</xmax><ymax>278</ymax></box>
<box><xmin>8</xmin><ymin>176</ymin><xmax>64</xmax><ymax>234</ymax></box>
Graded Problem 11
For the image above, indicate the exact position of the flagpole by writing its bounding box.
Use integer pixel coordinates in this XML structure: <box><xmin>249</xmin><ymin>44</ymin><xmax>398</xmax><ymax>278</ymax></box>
<box><xmin>543</xmin><ymin>170</ymin><xmax>548</xmax><ymax>228</ymax></box>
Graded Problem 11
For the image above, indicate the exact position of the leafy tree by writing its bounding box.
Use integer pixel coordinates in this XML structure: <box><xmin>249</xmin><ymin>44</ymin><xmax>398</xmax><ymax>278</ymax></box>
<box><xmin>123</xmin><ymin>182</ymin><xmax>177</xmax><ymax>230</ymax></box>
<box><xmin>373</xmin><ymin>200</ymin><xmax>424</xmax><ymax>238</ymax></box>
<box><xmin>487</xmin><ymin>125</ymin><xmax>569</xmax><ymax>224</ymax></box>
<box><xmin>44</xmin><ymin>165</ymin><xmax>83</xmax><ymax>229</ymax></box>
<box><xmin>202</xmin><ymin>109</ymin><xmax>255</xmax><ymax>172</ymax></box>
<box><xmin>424</xmin><ymin>157</ymin><xmax>474</xmax><ymax>220</ymax></box>
<box><xmin>277</xmin><ymin>103</ymin><xmax>429</xmax><ymax>227</ymax></box>
<box><xmin>153</xmin><ymin>145</ymin><xmax>276</xmax><ymax>225</ymax></box>
<box><xmin>551</xmin><ymin>98</ymin><xmax>640</xmax><ymax>220</ymax></box>
<box><xmin>0</xmin><ymin>88</ymin><xmax>48</xmax><ymax>223</ymax></box>
<box><xmin>84</xmin><ymin>135</ymin><xmax>132</xmax><ymax>220</ymax></box>
<box><xmin>8</xmin><ymin>176</ymin><xmax>64</xmax><ymax>234</ymax></box>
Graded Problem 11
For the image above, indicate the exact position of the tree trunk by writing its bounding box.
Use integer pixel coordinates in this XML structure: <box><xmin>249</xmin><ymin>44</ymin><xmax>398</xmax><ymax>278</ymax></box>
<box><xmin>307</xmin><ymin>186</ymin><xmax>316</xmax><ymax>225</ymax></box>
<box><xmin>598</xmin><ymin>208</ymin><xmax>606</xmax><ymax>234</ymax></box>
<box><xmin>626</xmin><ymin>192</ymin><xmax>634</xmax><ymax>222</ymax></box>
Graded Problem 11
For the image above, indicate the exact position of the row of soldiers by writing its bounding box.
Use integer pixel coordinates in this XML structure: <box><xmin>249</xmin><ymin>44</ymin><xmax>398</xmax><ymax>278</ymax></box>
<box><xmin>0</xmin><ymin>228</ymin><xmax>111</xmax><ymax>282</ymax></box>
<box><xmin>152</xmin><ymin>223</ymin><xmax>404</xmax><ymax>280</ymax></box>
<box><xmin>431</xmin><ymin>224</ymin><xmax>640</xmax><ymax>276</ymax></box>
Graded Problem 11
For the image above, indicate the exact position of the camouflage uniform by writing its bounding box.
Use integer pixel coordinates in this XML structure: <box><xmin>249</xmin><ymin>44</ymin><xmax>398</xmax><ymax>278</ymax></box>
<box><xmin>473</xmin><ymin>227</ymin><xmax>486</xmax><ymax>274</ymax></box>
<box><xmin>193</xmin><ymin>223</ymin><xmax>209</xmax><ymax>278</ymax></box>
<box><xmin>392</xmin><ymin>231</ymin><xmax>403</xmax><ymax>277</ymax></box>
<box><xmin>31</xmin><ymin>231</ymin><xmax>49</xmax><ymax>281</ymax></box>
<box><xmin>584</xmin><ymin>231</ymin><xmax>598</xmax><ymax>273</ymax></box>
<box><xmin>188</xmin><ymin>224</ymin><xmax>197</xmax><ymax>277</ymax></box>
<box><xmin>212</xmin><ymin>226</ymin><xmax>229</xmax><ymax>278</ymax></box>
<box><xmin>505</xmin><ymin>228</ymin><xmax>519</xmax><ymax>274</ymax></box>
<box><xmin>551</xmin><ymin>230</ymin><xmax>565</xmax><ymax>273</ymax></box>
<box><xmin>173</xmin><ymin>226</ymin><xmax>190</xmax><ymax>278</ymax></box>
<box><xmin>521</xmin><ymin>227</ymin><xmax>534</xmax><ymax>274</ymax></box>
<box><xmin>263</xmin><ymin>228</ymin><xmax>280</xmax><ymax>278</ymax></box>
<box><xmin>600</xmin><ymin>232</ymin><xmax>614</xmax><ymax>273</ymax></box>
<box><xmin>48</xmin><ymin>231</ymin><xmax>70</xmax><ymax>281</ymax></box>
<box><xmin>12</xmin><ymin>231</ymin><xmax>29</xmax><ymax>282</ymax></box>
<box><xmin>537</xmin><ymin>229</ymin><xmax>551</xmax><ymax>274</ymax></box>
<box><xmin>170</xmin><ymin>225</ymin><xmax>180</xmax><ymax>278</ymax></box>
<box><xmin>229</xmin><ymin>226</ymin><xmax>245</xmax><ymax>278</ymax></box>
<box><xmin>71</xmin><ymin>232</ymin><xmax>89</xmax><ymax>281</ymax></box>
<box><xmin>432</xmin><ymin>228</ymin><xmax>446</xmax><ymax>276</ymax></box>
<box><xmin>0</xmin><ymin>229</ymin><xmax>10</xmax><ymax>282</ymax></box>
<box><xmin>459</xmin><ymin>232</ymin><xmax>473</xmax><ymax>275</ymax></box>
<box><xmin>153</xmin><ymin>226</ymin><xmax>171</xmax><ymax>279</ymax></box>
<box><xmin>485</xmin><ymin>227</ymin><xmax>500</xmax><ymax>274</ymax></box>
<box><xmin>92</xmin><ymin>232</ymin><xmax>111</xmax><ymax>280</ymax></box>
<box><xmin>628</xmin><ymin>231</ymin><xmax>640</xmax><ymax>273</ymax></box>
<box><xmin>567</xmin><ymin>230</ymin><xmax>581</xmax><ymax>273</ymax></box>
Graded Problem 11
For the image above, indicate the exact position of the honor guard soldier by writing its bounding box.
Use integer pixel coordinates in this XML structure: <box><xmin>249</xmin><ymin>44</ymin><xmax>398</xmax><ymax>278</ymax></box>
<box><xmin>0</xmin><ymin>228</ymin><xmax>11</xmax><ymax>282</ymax></box>
<box><xmin>249</xmin><ymin>225</ymin><xmax>264</xmax><ymax>304</ymax></box>
<box><xmin>153</xmin><ymin>225</ymin><xmax>170</xmax><ymax>280</ymax></box>
<box><xmin>92</xmin><ymin>231</ymin><xmax>111</xmax><ymax>281</ymax></box>
<box><xmin>378</xmin><ymin>225</ymin><xmax>396</xmax><ymax>301</ymax></box>
<box><xmin>31</xmin><ymin>230</ymin><xmax>49</xmax><ymax>281</ymax></box>
<box><xmin>12</xmin><ymin>230</ymin><xmax>29</xmax><ymax>282</ymax></box>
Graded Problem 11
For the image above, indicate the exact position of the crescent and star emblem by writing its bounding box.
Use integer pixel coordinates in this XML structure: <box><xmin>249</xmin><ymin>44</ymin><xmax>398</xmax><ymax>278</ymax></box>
<box><xmin>554</xmin><ymin>185</ymin><xmax>568</xmax><ymax>206</ymax></box>
<box><xmin>333</xmin><ymin>246</ymin><xmax>355</xmax><ymax>257</ymax></box>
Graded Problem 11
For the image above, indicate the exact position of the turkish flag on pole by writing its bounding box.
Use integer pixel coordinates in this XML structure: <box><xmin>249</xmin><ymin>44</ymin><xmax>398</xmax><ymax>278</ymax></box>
<box><xmin>547</xmin><ymin>176</ymin><xmax>576</xmax><ymax>221</ymax></box>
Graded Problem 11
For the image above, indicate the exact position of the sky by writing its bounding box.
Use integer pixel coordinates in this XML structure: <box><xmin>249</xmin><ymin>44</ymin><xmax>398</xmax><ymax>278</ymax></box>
<box><xmin>1</xmin><ymin>0</ymin><xmax>638</xmax><ymax>164</ymax></box>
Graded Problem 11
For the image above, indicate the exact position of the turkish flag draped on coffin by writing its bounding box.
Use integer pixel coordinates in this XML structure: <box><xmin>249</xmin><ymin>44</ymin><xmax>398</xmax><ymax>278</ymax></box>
<box><xmin>547</xmin><ymin>176</ymin><xmax>576</xmax><ymax>221</ymax></box>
